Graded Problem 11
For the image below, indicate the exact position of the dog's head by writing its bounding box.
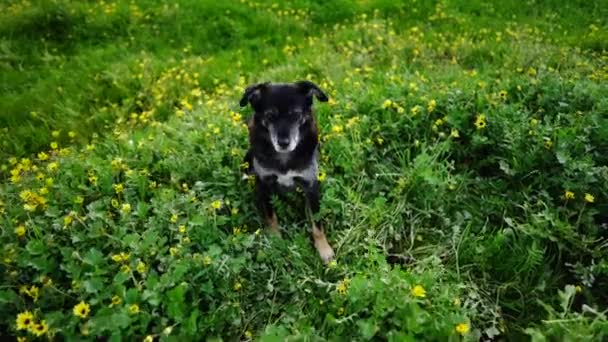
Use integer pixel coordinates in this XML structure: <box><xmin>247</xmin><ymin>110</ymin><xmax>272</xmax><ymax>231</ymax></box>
<box><xmin>239</xmin><ymin>81</ymin><xmax>328</xmax><ymax>153</ymax></box>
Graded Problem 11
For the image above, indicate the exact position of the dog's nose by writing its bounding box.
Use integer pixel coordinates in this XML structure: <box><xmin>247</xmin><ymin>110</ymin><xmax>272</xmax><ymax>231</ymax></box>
<box><xmin>277</xmin><ymin>137</ymin><xmax>290</xmax><ymax>148</ymax></box>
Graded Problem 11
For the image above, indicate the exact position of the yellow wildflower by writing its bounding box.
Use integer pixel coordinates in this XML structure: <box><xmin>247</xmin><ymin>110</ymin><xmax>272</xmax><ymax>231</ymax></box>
<box><xmin>318</xmin><ymin>171</ymin><xmax>326</xmax><ymax>182</ymax></box>
<box><xmin>27</xmin><ymin>285</ymin><xmax>39</xmax><ymax>302</ymax></box>
<box><xmin>584</xmin><ymin>193</ymin><xmax>595</xmax><ymax>203</ymax></box>
<box><xmin>136</xmin><ymin>261</ymin><xmax>146</xmax><ymax>274</ymax></box>
<box><xmin>111</xmin><ymin>252</ymin><xmax>129</xmax><ymax>263</ymax></box>
<box><xmin>336</xmin><ymin>278</ymin><xmax>349</xmax><ymax>295</ymax></box>
<box><xmin>233</xmin><ymin>281</ymin><xmax>242</xmax><ymax>291</ymax></box>
<box><xmin>129</xmin><ymin>304</ymin><xmax>140</xmax><ymax>314</ymax></box>
<box><xmin>15</xmin><ymin>225</ymin><xmax>26</xmax><ymax>237</ymax></box>
<box><xmin>144</xmin><ymin>335</ymin><xmax>154</xmax><ymax>342</ymax></box>
<box><xmin>474</xmin><ymin>114</ymin><xmax>487</xmax><ymax>129</ymax></box>
<box><xmin>202</xmin><ymin>255</ymin><xmax>212</xmax><ymax>266</ymax></box>
<box><xmin>564</xmin><ymin>190</ymin><xmax>575</xmax><ymax>200</ymax></box>
<box><xmin>64</xmin><ymin>214</ymin><xmax>74</xmax><ymax>227</ymax></box>
<box><xmin>37</xmin><ymin>152</ymin><xmax>49</xmax><ymax>161</ymax></box>
<box><xmin>50</xmin><ymin>142</ymin><xmax>58</xmax><ymax>150</ymax></box>
<box><xmin>411</xmin><ymin>285</ymin><xmax>426</xmax><ymax>298</ymax></box>
<box><xmin>113</xmin><ymin>183</ymin><xmax>124</xmax><ymax>194</ymax></box>
<box><xmin>455</xmin><ymin>323</ymin><xmax>470</xmax><ymax>336</ymax></box>
<box><xmin>16</xmin><ymin>311</ymin><xmax>35</xmax><ymax>330</ymax></box>
<box><xmin>231</xmin><ymin>112</ymin><xmax>242</xmax><ymax>123</ymax></box>
<box><xmin>47</xmin><ymin>162</ymin><xmax>59</xmax><ymax>172</ymax></box>
<box><xmin>32</xmin><ymin>320</ymin><xmax>49</xmax><ymax>337</ymax></box>
<box><xmin>410</xmin><ymin>105</ymin><xmax>421</xmax><ymax>115</ymax></box>
<box><xmin>427</xmin><ymin>99</ymin><xmax>437</xmax><ymax>112</ymax></box>
<box><xmin>111</xmin><ymin>295</ymin><xmax>122</xmax><ymax>306</ymax></box>
<box><xmin>121</xmin><ymin>203</ymin><xmax>132</xmax><ymax>214</ymax></box>
<box><xmin>211</xmin><ymin>200</ymin><xmax>222</xmax><ymax>210</ymax></box>
<box><xmin>73</xmin><ymin>301</ymin><xmax>91</xmax><ymax>318</ymax></box>
<box><xmin>382</xmin><ymin>99</ymin><xmax>393</xmax><ymax>109</ymax></box>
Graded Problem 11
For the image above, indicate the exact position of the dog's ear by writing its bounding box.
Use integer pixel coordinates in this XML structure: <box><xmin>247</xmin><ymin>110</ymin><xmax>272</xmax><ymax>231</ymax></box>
<box><xmin>239</xmin><ymin>82</ymin><xmax>269</xmax><ymax>107</ymax></box>
<box><xmin>295</xmin><ymin>80</ymin><xmax>328</xmax><ymax>102</ymax></box>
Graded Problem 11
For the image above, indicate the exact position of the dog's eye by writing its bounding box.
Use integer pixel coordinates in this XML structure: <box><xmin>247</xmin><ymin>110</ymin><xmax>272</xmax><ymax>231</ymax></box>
<box><xmin>266</xmin><ymin>112</ymin><xmax>277</xmax><ymax>121</ymax></box>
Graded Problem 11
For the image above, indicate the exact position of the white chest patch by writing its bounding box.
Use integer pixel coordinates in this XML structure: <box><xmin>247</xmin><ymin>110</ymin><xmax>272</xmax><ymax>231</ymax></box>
<box><xmin>253</xmin><ymin>157</ymin><xmax>318</xmax><ymax>187</ymax></box>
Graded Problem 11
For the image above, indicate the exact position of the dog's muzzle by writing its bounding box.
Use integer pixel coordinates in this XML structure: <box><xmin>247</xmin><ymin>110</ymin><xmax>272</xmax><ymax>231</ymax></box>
<box><xmin>269</xmin><ymin>125</ymin><xmax>299</xmax><ymax>153</ymax></box>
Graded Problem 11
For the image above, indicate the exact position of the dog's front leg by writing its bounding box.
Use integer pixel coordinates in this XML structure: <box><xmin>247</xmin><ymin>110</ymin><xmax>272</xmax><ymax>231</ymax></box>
<box><xmin>304</xmin><ymin>180</ymin><xmax>335</xmax><ymax>263</ymax></box>
<box><xmin>256</xmin><ymin>178</ymin><xmax>280</xmax><ymax>235</ymax></box>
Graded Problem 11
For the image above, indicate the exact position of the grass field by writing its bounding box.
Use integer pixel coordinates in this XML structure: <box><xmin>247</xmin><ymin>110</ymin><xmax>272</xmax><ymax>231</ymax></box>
<box><xmin>1</xmin><ymin>0</ymin><xmax>608</xmax><ymax>340</ymax></box>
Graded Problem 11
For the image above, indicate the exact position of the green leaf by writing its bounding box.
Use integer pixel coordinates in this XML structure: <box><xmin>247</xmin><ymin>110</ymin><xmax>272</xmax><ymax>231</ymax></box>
<box><xmin>90</xmin><ymin>308</ymin><xmax>131</xmax><ymax>333</ymax></box>
<box><xmin>185</xmin><ymin>309</ymin><xmax>199</xmax><ymax>335</ymax></box>
<box><xmin>358</xmin><ymin>319</ymin><xmax>379</xmax><ymax>339</ymax></box>
<box><xmin>166</xmin><ymin>284</ymin><xmax>187</xmax><ymax>320</ymax></box>
<box><xmin>83</xmin><ymin>248</ymin><xmax>104</xmax><ymax>267</ymax></box>
<box><xmin>143</xmin><ymin>289</ymin><xmax>161</xmax><ymax>306</ymax></box>
<box><xmin>26</xmin><ymin>240</ymin><xmax>46</xmax><ymax>255</ymax></box>
<box><xmin>0</xmin><ymin>289</ymin><xmax>19</xmax><ymax>304</ymax></box>
<box><xmin>126</xmin><ymin>288</ymin><xmax>140</xmax><ymax>303</ymax></box>
<box><xmin>84</xmin><ymin>277</ymin><xmax>104</xmax><ymax>294</ymax></box>
<box><xmin>260</xmin><ymin>325</ymin><xmax>290</xmax><ymax>342</ymax></box>
<box><xmin>28</xmin><ymin>256</ymin><xmax>54</xmax><ymax>272</ymax></box>
<box><xmin>113</xmin><ymin>271</ymin><xmax>130</xmax><ymax>284</ymax></box>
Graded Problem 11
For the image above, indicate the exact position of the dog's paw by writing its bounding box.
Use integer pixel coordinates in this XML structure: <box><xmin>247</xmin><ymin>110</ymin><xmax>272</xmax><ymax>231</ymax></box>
<box><xmin>315</xmin><ymin>240</ymin><xmax>335</xmax><ymax>264</ymax></box>
<box><xmin>267</xmin><ymin>226</ymin><xmax>282</xmax><ymax>237</ymax></box>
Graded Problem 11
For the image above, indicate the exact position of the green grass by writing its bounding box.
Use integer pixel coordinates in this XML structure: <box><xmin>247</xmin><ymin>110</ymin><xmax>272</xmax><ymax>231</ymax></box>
<box><xmin>1</xmin><ymin>0</ymin><xmax>608</xmax><ymax>340</ymax></box>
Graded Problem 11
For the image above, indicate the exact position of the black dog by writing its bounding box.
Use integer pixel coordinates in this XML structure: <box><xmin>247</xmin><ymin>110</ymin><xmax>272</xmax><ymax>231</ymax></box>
<box><xmin>239</xmin><ymin>80</ymin><xmax>334</xmax><ymax>263</ymax></box>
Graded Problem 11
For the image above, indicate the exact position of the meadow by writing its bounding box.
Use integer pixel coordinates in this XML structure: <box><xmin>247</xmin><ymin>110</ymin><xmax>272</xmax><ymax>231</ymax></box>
<box><xmin>1</xmin><ymin>0</ymin><xmax>607</xmax><ymax>340</ymax></box>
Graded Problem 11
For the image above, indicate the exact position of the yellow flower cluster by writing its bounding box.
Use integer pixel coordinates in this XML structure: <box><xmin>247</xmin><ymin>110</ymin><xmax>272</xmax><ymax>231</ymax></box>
<box><xmin>18</xmin><ymin>189</ymin><xmax>48</xmax><ymax>212</ymax></box>
<box><xmin>563</xmin><ymin>190</ymin><xmax>595</xmax><ymax>203</ymax></box>
<box><xmin>336</xmin><ymin>278</ymin><xmax>350</xmax><ymax>295</ymax></box>
<box><xmin>16</xmin><ymin>310</ymin><xmax>49</xmax><ymax>336</ymax></box>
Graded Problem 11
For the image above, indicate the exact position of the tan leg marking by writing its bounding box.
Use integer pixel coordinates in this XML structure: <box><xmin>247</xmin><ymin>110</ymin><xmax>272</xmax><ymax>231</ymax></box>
<box><xmin>312</xmin><ymin>224</ymin><xmax>334</xmax><ymax>264</ymax></box>
<box><xmin>265</xmin><ymin>212</ymin><xmax>281</xmax><ymax>236</ymax></box>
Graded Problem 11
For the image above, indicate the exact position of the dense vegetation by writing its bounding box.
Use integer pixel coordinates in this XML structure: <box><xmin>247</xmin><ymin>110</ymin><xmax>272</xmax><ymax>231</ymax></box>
<box><xmin>1</xmin><ymin>0</ymin><xmax>607</xmax><ymax>340</ymax></box>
